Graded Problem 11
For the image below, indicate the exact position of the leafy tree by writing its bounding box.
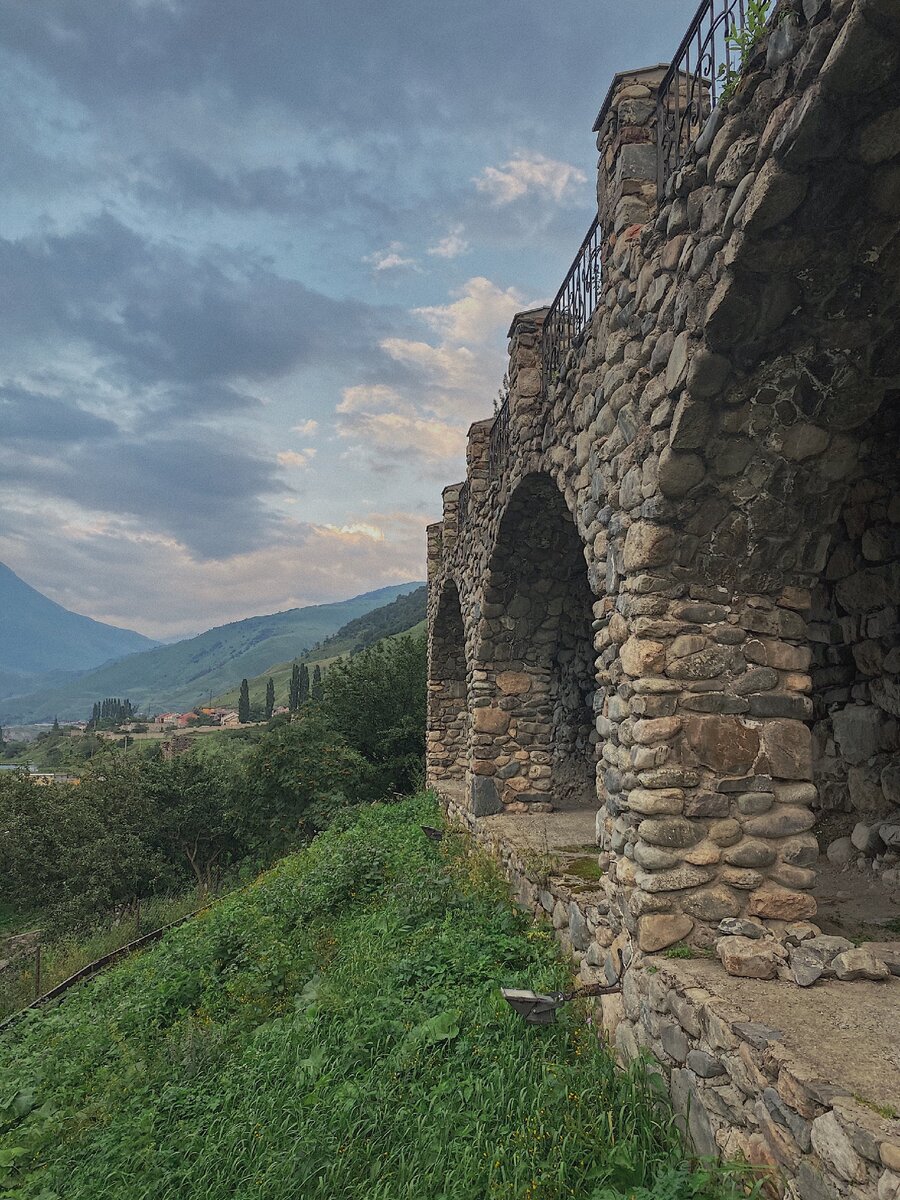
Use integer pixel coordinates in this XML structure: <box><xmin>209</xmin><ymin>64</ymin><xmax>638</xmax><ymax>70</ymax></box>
<box><xmin>311</xmin><ymin>664</ymin><xmax>324</xmax><ymax>702</ymax></box>
<box><xmin>265</xmin><ymin>677</ymin><xmax>275</xmax><ymax>720</ymax></box>
<box><xmin>299</xmin><ymin>662</ymin><xmax>310</xmax><ymax>705</ymax></box>
<box><xmin>142</xmin><ymin>756</ymin><xmax>241</xmax><ymax>892</ymax></box>
<box><xmin>288</xmin><ymin>662</ymin><xmax>301</xmax><ymax>713</ymax></box>
<box><xmin>237</xmin><ymin>708</ymin><xmax>374</xmax><ymax>852</ymax></box>
<box><xmin>323</xmin><ymin>635</ymin><xmax>426</xmax><ymax>795</ymax></box>
<box><xmin>238</xmin><ymin>678</ymin><xmax>251</xmax><ymax>723</ymax></box>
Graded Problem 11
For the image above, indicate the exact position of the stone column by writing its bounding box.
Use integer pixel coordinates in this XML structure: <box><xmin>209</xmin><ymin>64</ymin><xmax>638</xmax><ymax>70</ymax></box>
<box><xmin>593</xmin><ymin>65</ymin><xmax>668</xmax><ymax>238</ymax></box>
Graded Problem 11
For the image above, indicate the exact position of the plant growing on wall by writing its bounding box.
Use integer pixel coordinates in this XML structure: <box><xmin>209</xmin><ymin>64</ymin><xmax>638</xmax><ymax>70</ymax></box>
<box><xmin>717</xmin><ymin>0</ymin><xmax>771</xmax><ymax>102</ymax></box>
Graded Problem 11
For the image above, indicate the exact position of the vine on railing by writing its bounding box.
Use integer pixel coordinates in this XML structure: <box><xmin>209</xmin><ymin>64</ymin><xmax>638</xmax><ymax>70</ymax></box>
<box><xmin>657</xmin><ymin>0</ymin><xmax>770</xmax><ymax>190</ymax></box>
<box><xmin>540</xmin><ymin>215</ymin><xmax>603</xmax><ymax>402</ymax></box>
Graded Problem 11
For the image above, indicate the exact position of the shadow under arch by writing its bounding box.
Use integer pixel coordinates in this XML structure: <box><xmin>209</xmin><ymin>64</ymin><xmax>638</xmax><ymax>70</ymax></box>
<box><xmin>472</xmin><ymin>471</ymin><xmax>599</xmax><ymax>812</ymax></box>
<box><xmin>427</xmin><ymin>578</ymin><xmax>469</xmax><ymax>797</ymax></box>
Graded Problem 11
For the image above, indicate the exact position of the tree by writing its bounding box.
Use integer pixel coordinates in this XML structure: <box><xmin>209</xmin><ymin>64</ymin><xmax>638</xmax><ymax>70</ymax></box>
<box><xmin>311</xmin><ymin>664</ymin><xmax>324</xmax><ymax>701</ymax></box>
<box><xmin>143</xmin><ymin>755</ymin><xmax>241</xmax><ymax>893</ymax></box>
<box><xmin>323</xmin><ymin>635</ymin><xmax>426</xmax><ymax>795</ymax></box>
<box><xmin>265</xmin><ymin>677</ymin><xmax>275</xmax><ymax>720</ymax></box>
<box><xmin>288</xmin><ymin>662</ymin><xmax>301</xmax><ymax>713</ymax></box>
<box><xmin>238</xmin><ymin>678</ymin><xmax>251</xmax><ymax>723</ymax></box>
<box><xmin>238</xmin><ymin>708</ymin><xmax>374</xmax><ymax>852</ymax></box>
<box><xmin>299</xmin><ymin>662</ymin><xmax>310</xmax><ymax>704</ymax></box>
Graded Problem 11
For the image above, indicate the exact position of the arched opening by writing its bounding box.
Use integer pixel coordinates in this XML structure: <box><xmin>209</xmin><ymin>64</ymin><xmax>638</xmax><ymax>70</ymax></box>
<box><xmin>427</xmin><ymin>580</ymin><xmax>469</xmax><ymax>799</ymax></box>
<box><xmin>809</xmin><ymin>392</ymin><xmax>900</xmax><ymax>870</ymax></box>
<box><xmin>473</xmin><ymin>473</ymin><xmax>598</xmax><ymax>813</ymax></box>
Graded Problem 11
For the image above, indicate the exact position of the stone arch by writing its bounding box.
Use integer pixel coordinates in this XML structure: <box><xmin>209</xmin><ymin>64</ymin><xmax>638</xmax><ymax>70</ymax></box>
<box><xmin>806</xmin><ymin>391</ymin><xmax>900</xmax><ymax>847</ymax></box>
<box><xmin>471</xmin><ymin>472</ymin><xmax>599</xmax><ymax>812</ymax></box>
<box><xmin>427</xmin><ymin>579</ymin><xmax>470</xmax><ymax>797</ymax></box>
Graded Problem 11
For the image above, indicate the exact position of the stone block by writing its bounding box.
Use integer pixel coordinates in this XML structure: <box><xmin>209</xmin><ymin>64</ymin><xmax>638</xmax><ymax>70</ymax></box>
<box><xmin>747</xmin><ymin>884</ymin><xmax>817</xmax><ymax>921</ymax></box>
<box><xmin>810</xmin><ymin>1110</ymin><xmax>866</xmax><ymax>1183</ymax></box>
<box><xmin>683</xmin><ymin>715</ymin><xmax>760</xmax><ymax>774</ymax></box>
<box><xmin>759</xmin><ymin>721</ymin><xmax>812</xmax><ymax>781</ymax></box>
<box><xmin>671</xmin><ymin>1068</ymin><xmax>718</xmax><ymax>1159</ymax></box>
<box><xmin>469</xmin><ymin>775</ymin><xmax>501</xmax><ymax>817</ymax></box>
<box><xmin>637</xmin><ymin>912</ymin><xmax>693</xmax><ymax>952</ymax></box>
<box><xmin>717</xmin><ymin>934</ymin><xmax>786</xmax><ymax>979</ymax></box>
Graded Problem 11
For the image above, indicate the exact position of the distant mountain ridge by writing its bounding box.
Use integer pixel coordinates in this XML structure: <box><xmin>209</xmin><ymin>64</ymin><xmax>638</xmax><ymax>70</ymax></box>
<box><xmin>211</xmin><ymin>584</ymin><xmax>427</xmax><ymax>710</ymax></box>
<box><xmin>0</xmin><ymin>582</ymin><xmax>424</xmax><ymax>723</ymax></box>
<box><xmin>0</xmin><ymin>562</ymin><xmax>158</xmax><ymax>698</ymax></box>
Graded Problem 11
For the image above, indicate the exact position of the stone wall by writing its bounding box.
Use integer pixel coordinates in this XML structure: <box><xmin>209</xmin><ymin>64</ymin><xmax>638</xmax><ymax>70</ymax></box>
<box><xmin>447</xmin><ymin>796</ymin><xmax>900</xmax><ymax>1200</ymax></box>
<box><xmin>427</xmin><ymin>0</ymin><xmax>900</xmax><ymax>946</ymax></box>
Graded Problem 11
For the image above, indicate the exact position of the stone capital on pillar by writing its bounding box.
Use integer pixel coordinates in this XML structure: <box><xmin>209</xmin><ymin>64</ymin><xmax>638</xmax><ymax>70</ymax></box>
<box><xmin>593</xmin><ymin>64</ymin><xmax>668</xmax><ymax>235</ymax></box>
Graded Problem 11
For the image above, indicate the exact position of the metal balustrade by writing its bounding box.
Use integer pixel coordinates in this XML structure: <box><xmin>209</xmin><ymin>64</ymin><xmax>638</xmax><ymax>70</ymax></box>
<box><xmin>657</xmin><ymin>0</ymin><xmax>753</xmax><ymax>190</ymax></box>
<box><xmin>488</xmin><ymin>398</ymin><xmax>510</xmax><ymax>481</ymax></box>
<box><xmin>540</xmin><ymin>216</ymin><xmax>603</xmax><ymax>405</ymax></box>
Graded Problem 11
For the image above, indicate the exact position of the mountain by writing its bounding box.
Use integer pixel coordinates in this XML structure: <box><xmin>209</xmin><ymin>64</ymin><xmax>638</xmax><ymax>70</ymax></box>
<box><xmin>0</xmin><ymin>583</ymin><xmax>424</xmax><ymax>723</ymax></box>
<box><xmin>211</xmin><ymin>584</ymin><xmax>427</xmax><ymax>709</ymax></box>
<box><xmin>0</xmin><ymin>562</ymin><xmax>158</xmax><ymax>697</ymax></box>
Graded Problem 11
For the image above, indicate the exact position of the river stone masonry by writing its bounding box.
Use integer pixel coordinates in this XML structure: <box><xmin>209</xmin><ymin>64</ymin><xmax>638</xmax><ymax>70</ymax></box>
<box><xmin>427</xmin><ymin>0</ymin><xmax>900</xmax><ymax>956</ymax></box>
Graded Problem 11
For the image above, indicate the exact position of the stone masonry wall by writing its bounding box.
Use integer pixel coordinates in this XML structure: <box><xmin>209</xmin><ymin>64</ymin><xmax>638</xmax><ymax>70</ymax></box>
<box><xmin>427</xmin><ymin>0</ymin><xmax>900</xmax><ymax>950</ymax></box>
<box><xmin>446</xmin><ymin>797</ymin><xmax>900</xmax><ymax>1200</ymax></box>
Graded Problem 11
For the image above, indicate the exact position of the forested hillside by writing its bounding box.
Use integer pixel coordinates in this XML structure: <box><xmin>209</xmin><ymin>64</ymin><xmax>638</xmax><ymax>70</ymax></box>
<box><xmin>1</xmin><ymin>584</ymin><xmax>422</xmax><ymax>723</ymax></box>
<box><xmin>212</xmin><ymin>584</ymin><xmax>426</xmax><ymax>710</ymax></box>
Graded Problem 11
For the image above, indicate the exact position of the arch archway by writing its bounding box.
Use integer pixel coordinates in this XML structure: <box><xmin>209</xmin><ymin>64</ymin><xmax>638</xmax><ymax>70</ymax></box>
<box><xmin>472</xmin><ymin>473</ymin><xmax>599</xmax><ymax>812</ymax></box>
<box><xmin>427</xmin><ymin>580</ymin><xmax>469</xmax><ymax>799</ymax></box>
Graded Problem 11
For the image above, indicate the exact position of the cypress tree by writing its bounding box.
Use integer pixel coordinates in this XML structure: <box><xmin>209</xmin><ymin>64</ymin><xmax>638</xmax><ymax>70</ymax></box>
<box><xmin>288</xmin><ymin>662</ymin><xmax>301</xmax><ymax>713</ymax></box>
<box><xmin>265</xmin><ymin>677</ymin><xmax>275</xmax><ymax>720</ymax></box>
<box><xmin>311</xmin><ymin>664</ymin><xmax>324</xmax><ymax>702</ymax></box>
<box><xmin>299</xmin><ymin>662</ymin><xmax>310</xmax><ymax>704</ymax></box>
<box><xmin>238</xmin><ymin>678</ymin><xmax>251</xmax><ymax>723</ymax></box>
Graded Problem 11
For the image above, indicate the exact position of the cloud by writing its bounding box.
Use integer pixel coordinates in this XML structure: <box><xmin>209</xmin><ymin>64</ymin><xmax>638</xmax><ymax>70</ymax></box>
<box><xmin>290</xmin><ymin>419</ymin><xmax>318</xmax><ymax>436</ymax></box>
<box><xmin>427</xmin><ymin>227</ymin><xmax>469</xmax><ymax>259</ymax></box>
<box><xmin>474</xmin><ymin>152</ymin><xmax>587</xmax><ymax>206</ymax></box>
<box><xmin>364</xmin><ymin>243</ymin><xmax>419</xmax><ymax>273</ymax></box>
<box><xmin>379</xmin><ymin>339</ymin><xmax>478</xmax><ymax>391</ymax></box>
<box><xmin>276</xmin><ymin>449</ymin><xmax>316</xmax><ymax>468</ymax></box>
<box><xmin>0</xmin><ymin>504</ymin><xmax>428</xmax><ymax>640</ymax></box>
<box><xmin>414</xmin><ymin>276</ymin><xmax>526</xmax><ymax>344</ymax></box>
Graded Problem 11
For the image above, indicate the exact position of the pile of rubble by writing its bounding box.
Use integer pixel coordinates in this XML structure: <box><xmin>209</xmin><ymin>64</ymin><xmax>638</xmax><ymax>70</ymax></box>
<box><xmin>715</xmin><ymin>917</ymin><xmax>900</xmax><ymax>986</ymax></box>
<box><xmin>826</xmin><ymin>817</ymin><xmax>900</xmax><ymax>886</ymax></box>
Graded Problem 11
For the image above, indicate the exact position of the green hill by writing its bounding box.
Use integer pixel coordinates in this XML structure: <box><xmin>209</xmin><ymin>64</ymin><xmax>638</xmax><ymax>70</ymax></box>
<box><xmin>0</xmin><ymin>797</ymin><xmax>712</xmax><ymax>1200</ymax></box>
<box><xmin>212</xmin><ymin>585</ymin><xmax>427</xmax><ymax>709</ymax></box>
<box><xmin>0</xmin><ymin>584</ymin><xmax>423</xmax><ymax>723</ymax></box>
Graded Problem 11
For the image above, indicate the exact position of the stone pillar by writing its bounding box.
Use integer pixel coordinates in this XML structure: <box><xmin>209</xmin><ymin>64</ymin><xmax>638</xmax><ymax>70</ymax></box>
<box><xmin>593</xmin><ymin>65</ymin><xmax>667</xmax><ymax>238</ymax></box>
<box><xmin>505</xmin><ymin>307</ymin><xmax>549</xmax><ymax>462</ymax></box>
<box><xmin>440</xmin><ymin>483</ymin><xmax>463</xmax><ymax>550</ymax></box>
<box><xmin>426</xmin><ymin>522</ymin><xmax>443</xmax><ymax>586</ymax></box>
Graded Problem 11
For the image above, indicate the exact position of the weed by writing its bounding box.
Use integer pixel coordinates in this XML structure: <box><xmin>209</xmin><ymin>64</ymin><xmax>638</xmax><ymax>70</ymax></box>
<box><xmin>853</xmin><ymin>1094</ymin><xmax>898</xmax><ymax>1120</ymax></box>
<box><xmin>664</xmin><ymin>944</ymin><xmax>695</xmax><ymax>960</ymax></box>
<box><xmin>717</xmin><ymin>0</ymin><xmax>771</xmax><ymax>102</ymax></box>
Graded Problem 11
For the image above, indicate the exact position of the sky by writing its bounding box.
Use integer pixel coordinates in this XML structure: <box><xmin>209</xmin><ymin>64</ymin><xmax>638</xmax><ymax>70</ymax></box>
<box><xmin>0</xmin><ymin>0</ymin><xmax>694</xmax><ymax>640</ymax></box>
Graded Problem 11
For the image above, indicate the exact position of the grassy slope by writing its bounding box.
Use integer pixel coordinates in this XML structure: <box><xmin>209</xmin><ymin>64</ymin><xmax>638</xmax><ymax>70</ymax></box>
<box><xmin>1</xmin><ymin>584</ymin><xmax>423</xmax><ymax>724</ymax></box>
<box><xmin>0</xmin><ymin>797</ymin><xmax>749</xmax><ymax>1200</ymax></box>
<box><xmin>212</xmin><ymin>586</ymin><xmax>427</xmax><ymax>710</ymax></box>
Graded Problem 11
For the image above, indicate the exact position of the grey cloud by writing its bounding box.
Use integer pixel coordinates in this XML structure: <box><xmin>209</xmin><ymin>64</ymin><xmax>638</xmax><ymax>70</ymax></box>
<box><xmin>0</xmin><ymin>387</ymin><xmax>118</xmax><ymax>444</ymax></box>
<box><xmin>1</xmin><ymin>426</ymin><xmax>287</xmax><ymax>559</ymax></box>
<box><xmin>0</xmin><ymin>214</ymin><xmax>404</xmax><ymax>394</ymax></box>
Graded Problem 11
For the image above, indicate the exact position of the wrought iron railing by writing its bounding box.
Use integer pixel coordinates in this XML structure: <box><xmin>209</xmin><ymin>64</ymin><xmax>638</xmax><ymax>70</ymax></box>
<box><xmin>457</xmin><ymin>479</ymin><xmax>470</xmax><ymax>530</ymax></box>
<box><xmin>540</xmin><ymin>215</ymin><xmax>603</xmax><ymax>400</ymax></box>
<box><xmin>657</xmin><ymin>0</ymin><xmax>751</xmax><ymax>190</ymax></box>
<box><xmin>489</xmin><ymin>397</ymin><xmax>510</xmax><ymax>481</ymax></box>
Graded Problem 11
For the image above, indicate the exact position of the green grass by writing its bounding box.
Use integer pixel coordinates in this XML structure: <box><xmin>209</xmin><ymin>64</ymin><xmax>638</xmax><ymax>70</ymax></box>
<box><xmin>0</xmin><ymin>891</ymin><xmax>204</xmax><ymax>1021</ymax></box>
<box><xmin>0</xmin><ymin>796</ymin><xmax>754</xmax><ymax>1200</ymax></box>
